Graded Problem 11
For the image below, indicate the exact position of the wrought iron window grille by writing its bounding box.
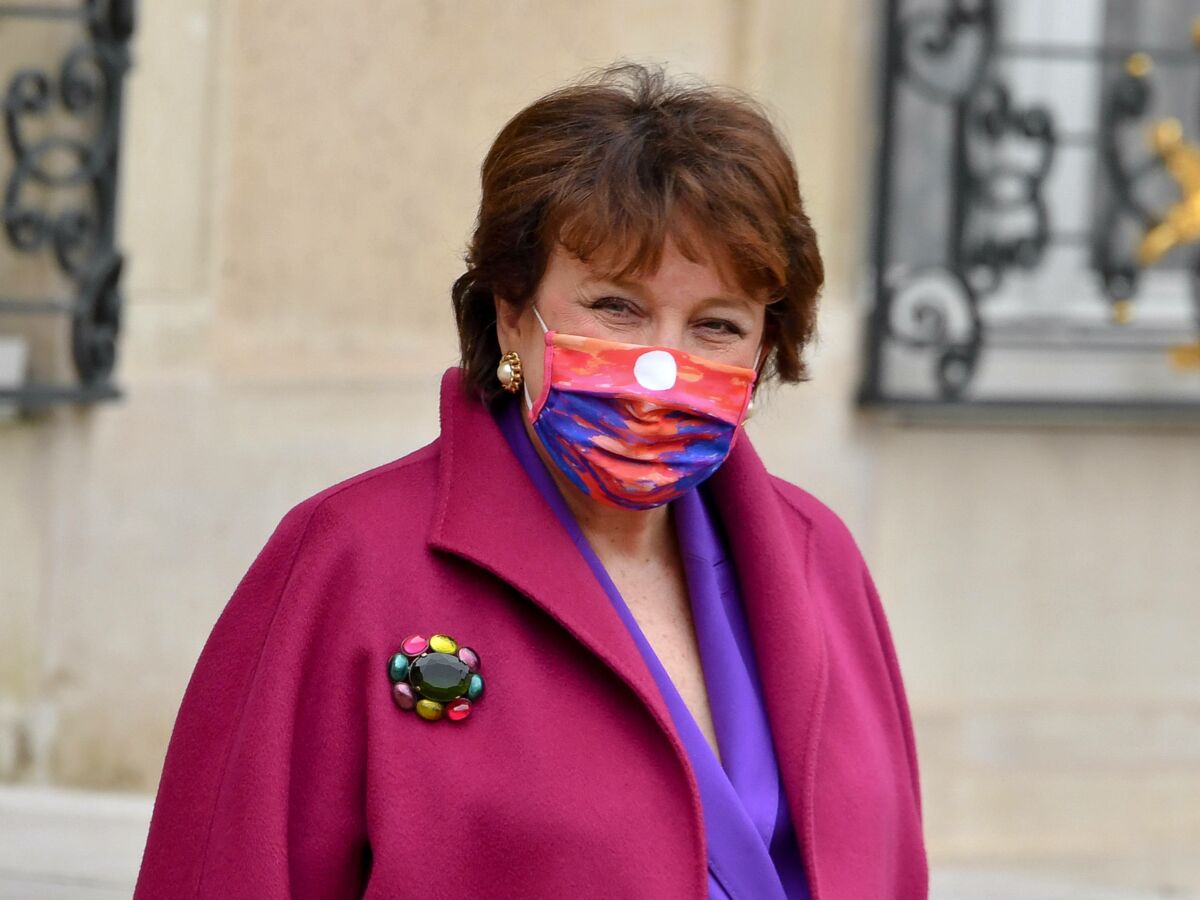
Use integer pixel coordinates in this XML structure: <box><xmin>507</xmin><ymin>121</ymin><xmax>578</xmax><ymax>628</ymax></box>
<box><xmin>0</xmin><ymin>0</ymin><xmax>134</xmax><ymax>413</ymax></box>
<box><xmin>860</xmin><ymin>0</ymin><xmax>1200</xmax><ymax>419</ymax></box>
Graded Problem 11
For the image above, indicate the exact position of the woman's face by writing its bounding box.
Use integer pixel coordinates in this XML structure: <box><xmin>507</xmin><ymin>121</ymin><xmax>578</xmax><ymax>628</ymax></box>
<box><xmin>496</xmin><ymin>235</ymin><xmax>769</xmax><ymax>409</ymax></box>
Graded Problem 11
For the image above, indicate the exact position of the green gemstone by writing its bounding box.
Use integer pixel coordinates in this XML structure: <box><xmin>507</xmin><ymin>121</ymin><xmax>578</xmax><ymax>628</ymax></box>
<box><xmin>467</xmin><ymin>672</ymin><xmax>485</xmax><ymax>701</ymax></box>
<box><xmin>387</xmin><ymin>653</ymin><xmax>409</xmax><ymax>683</ymax></box>
<box><xmin>410</xmin><ymin>652</ymin><xmax>472</xmax><ymax>702</ymax></box>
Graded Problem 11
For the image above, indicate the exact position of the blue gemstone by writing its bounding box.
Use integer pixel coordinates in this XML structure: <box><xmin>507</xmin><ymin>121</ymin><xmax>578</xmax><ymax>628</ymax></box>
<box><xmin>467</xmin><ymin>672</ymin><xmax>484</xmax><ymax>701</ymax></box>
<box><xmin>387</xmin><ymin>653</ymin><xmax>409</xmax><ymax>683</ymax></box>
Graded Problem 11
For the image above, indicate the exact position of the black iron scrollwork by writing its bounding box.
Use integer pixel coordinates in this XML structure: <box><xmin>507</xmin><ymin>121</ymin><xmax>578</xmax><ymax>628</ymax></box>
<box><xmin>876</xmin><ymin>0</ymin><xmax>1008</xmax><ymax>399</ymax></box>
<box><xmin>883</xmin><ymin>266</ymin><xmax>983</xmax><ymax>398</ymax></box>
<box><xmin>1</xmin><ymin>0</ymin><xmax>135</xmax><ymax>395</ymax></box>
<box><xmin>897</xmin><ymin>0</ymin><xmax>995</xmax><ymax>104</ymax></box>
<box><xmin>72</xmin><ymin>250</ymin><xmax>122</xmax><ymax>384</ymax></box>
<box><xmin>1093</xmin><ymin>55</ymin><xmax>1200</xmax><ymax>334</ymax></box>
<box><xmin>1093</xmin><ymin>59</ymin><xmax>1165</xmax><ymax>310</ymax></box>
<box><xmin>873</xmin><ymin>0</ymin><xmax>1069</xmax><ymax>400</ymax></box>
<box><xmin>959</xmin><ymin>79</ymin><xmax>1055</xmax><ymax>297</ymax></box>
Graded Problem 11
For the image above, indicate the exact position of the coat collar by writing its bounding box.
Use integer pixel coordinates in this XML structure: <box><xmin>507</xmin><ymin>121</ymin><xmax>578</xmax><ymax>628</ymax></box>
<box><xmin>427</xmin><ymin>367</ymin><xmax>828</xmax><ymax>895</ymax></box>
<box><xmin>427</xmin><ymin>368</ymin><xmax>678</xmax><ymax>731</ymax></box>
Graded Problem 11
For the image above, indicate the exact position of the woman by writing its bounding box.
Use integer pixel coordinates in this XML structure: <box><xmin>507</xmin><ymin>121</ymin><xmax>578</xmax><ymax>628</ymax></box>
<box><xmin>135</xmin><ymin>63</ymin><xmax>927</xmax><ymax>899</ymax></box>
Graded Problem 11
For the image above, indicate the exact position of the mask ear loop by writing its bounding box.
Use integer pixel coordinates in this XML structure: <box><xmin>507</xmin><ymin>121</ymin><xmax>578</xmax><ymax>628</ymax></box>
<box><xmin>525</xmin><ymin>305</ymin><xmax>551</xmax><ymax>413</ymax></box>
<box><xmin>745</xmin><ymin>342</ymin><xmax>766</xmax><ymax>421</ymax></box>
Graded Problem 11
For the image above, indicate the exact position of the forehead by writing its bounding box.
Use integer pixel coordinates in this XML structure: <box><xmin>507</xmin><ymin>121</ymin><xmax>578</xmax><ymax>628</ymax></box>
<box><xmin>549</xmin><ymin>229</ymin><xmax>764</xmax><ymax>305</ymax></box>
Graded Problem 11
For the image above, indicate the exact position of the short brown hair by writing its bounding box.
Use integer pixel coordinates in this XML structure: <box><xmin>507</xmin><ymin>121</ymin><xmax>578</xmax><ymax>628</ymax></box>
<box><xmin>452</xmin><ymin>62</ymin><xmax>824</xmax><ymax>402</ymax></box>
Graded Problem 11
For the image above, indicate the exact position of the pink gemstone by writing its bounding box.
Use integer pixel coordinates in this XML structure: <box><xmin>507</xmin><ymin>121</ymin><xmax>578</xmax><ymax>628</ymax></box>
<box><xmin>457</xmin><ymin>646</ymin><xmax>480</xmax><ymax>671</ymax></box>
<box><xmin>391</xmin><ymin>682</ymin><xmax>416</xmax><ymax>710</ymax></box>
<box><xmin>446</xmin><ymin>698</ymin><xmax>472</xmax><ymax>721</ymax></box>
<box><xmin>401</xmin><ymin>634</ymin><xmax>428</xmax><ymax>656</ymax></box>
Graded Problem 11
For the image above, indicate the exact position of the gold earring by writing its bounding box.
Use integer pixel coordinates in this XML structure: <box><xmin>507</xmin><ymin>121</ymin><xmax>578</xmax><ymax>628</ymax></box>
<box><xmin>497</xmin><ymin>351</ymin><xmax>523</xmax><ymax>393</ymax></box>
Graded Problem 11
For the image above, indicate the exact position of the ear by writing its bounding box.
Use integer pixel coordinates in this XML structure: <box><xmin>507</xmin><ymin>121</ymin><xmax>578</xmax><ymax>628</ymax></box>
<box><xmin>494</xmin><ymin>295</ymin><xmax>525</xmax><ymax>334</ymax></box>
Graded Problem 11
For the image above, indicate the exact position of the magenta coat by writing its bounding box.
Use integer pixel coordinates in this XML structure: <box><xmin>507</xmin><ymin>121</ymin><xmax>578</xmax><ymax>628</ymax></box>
<box><xmin>135</xmin><ymin>368</ymin><xmax>928</xmax><ymax>899</ymax></box>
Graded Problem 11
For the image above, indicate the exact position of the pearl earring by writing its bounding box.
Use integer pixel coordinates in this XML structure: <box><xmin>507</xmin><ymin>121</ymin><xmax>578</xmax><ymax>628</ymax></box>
<box><xmin>497</xmin><ymin>351</ymin><xmax>523</xmax><ymax>393</ymax></box>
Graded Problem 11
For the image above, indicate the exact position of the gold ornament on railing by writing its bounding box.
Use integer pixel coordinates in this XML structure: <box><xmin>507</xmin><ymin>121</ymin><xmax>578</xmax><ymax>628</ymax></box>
<box><xmin>1137</xmin><ymin>116</ymin><xmax>1200</xmax><ymax>266</ymax></box>
<box><xmin>1129</xmin><ymin>44</ymin><xmax>1200</xmax><ymax>369</ymax></box>
<box><xmin>1140</xmin><ymin>121</ymin><xmax>1200</xmax><ymax>369</ymax></box>
<box><xmin>1168</xmin><ymin>342</ymin><xmax>1200</xmax><ymax>370</ymax></box>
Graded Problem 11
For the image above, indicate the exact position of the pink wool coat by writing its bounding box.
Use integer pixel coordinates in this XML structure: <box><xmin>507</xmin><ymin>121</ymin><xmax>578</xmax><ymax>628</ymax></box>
<box><xmin>135</xmin><ymin>368</ymin><xmax>928</xmax><ymax>899</ymax></box>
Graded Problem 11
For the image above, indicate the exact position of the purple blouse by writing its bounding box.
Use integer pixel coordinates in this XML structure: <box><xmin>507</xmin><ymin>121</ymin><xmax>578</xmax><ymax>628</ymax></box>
<box><xmin>497</xmin><ymin>400</ymin><xmax>811</xmax><ymax>900</ymax></box>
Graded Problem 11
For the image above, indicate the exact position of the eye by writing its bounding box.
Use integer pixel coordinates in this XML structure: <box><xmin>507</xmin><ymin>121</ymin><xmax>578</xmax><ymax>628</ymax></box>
<box><xmin>696</xmin><ymin>318</ymin><xmax>746</xmax><ymax>338</ymax></box>
<box><xmin>587</xmin><ymin>296</ymin><xmax>640</xmax><ymax>317</ymax></box>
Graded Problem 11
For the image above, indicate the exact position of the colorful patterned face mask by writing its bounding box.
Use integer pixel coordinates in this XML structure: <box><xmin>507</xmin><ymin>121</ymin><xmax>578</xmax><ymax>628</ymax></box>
<box><xmin>525</xmin><ymin>307</ymin><xmax>760</xmax><ymax>509</ymax></box>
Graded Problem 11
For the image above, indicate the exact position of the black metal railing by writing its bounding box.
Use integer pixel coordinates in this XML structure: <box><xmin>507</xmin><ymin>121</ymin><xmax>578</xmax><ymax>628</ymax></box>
<box><xmin>860</xmin><ymin>0</ymin><xmax>1200</xmax><ymax>416</ymax></box>
<box><xmin>0</xmin><ymin>0</ymin><xmax>134</xmax><ymax>411</ymax></box>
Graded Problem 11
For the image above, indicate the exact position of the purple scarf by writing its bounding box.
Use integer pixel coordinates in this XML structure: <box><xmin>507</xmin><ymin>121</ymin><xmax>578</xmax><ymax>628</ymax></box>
<box><xmin>497</xmin><ymin>399</ymin><xmax>811</xmax><ymax>899</ymax></box>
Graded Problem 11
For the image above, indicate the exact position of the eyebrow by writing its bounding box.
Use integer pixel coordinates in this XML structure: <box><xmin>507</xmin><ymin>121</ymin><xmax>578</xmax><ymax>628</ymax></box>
<box><xmin>582</xmin><ymin>274</ymin><xmax>759</xmax><ymax>311</ymax></box>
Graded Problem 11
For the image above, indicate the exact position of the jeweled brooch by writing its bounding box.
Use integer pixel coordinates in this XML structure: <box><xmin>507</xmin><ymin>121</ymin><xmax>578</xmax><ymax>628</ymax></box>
<box><xmin>388</xmin><ymin>633</ymin><xmax>484</xmax><ymax>722</ymax></box>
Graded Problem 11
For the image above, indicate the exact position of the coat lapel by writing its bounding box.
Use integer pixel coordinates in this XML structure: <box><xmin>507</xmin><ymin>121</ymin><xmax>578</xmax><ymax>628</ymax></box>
<box><xmin>426</xmin><ymin>370</ymin><xmax>703</xmax><ymax>821</ymax></box>
<box><xmin>709</xmin><ymin>436</ymin><xmax>830</xmax><ymax>896</ymax></box>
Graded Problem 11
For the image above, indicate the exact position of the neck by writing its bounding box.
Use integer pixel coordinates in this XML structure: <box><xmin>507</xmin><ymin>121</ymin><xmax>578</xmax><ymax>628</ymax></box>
<box><xmin>519</xmin><ymin>405</ymin><xmax>674</xmax><ymax>561</ymax></box>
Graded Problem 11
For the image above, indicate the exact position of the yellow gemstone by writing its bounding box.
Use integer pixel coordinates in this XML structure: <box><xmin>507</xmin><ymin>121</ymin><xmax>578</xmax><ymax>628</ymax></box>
<box><xmin>429</xmin><ymin>634</ymin><xmax>458</xmax><ymax>654</ymax></box>
<box><xmin>416</xmin><ymin>699</ymin><xmax>444</xmax><ymax>721</ymax></box>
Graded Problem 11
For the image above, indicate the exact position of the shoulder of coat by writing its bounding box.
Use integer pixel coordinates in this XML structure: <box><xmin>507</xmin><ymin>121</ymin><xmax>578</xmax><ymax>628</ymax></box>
<box><xmin>283</xmin><ymin>437</ymin><xmax>443</xmax><ymax>527</ymax></box>
<box><xmin>768</xmin><ymin>474</ymin><xmax>864</xmax><ymax>562</ymax></box>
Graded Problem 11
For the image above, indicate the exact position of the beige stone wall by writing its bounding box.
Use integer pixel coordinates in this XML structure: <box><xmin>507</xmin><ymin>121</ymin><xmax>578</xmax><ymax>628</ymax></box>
<box><xmin>1</xmin><ymin>0</ymin><xmax>1197</xmax><ymax>894</ymax></box>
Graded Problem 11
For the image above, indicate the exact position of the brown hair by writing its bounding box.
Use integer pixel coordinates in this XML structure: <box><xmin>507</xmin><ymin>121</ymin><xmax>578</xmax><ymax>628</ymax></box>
<box><xmin>452</xmin><ymin>62</ymin><xmax>824</xmax><ymax>402</ymax></box>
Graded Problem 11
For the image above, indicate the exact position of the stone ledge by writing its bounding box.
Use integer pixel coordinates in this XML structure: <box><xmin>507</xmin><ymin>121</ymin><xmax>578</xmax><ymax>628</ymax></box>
<box><xmin>0</xmin><ymin>786</ymin><xmax>151</xmax><ymax>895</ymax></box>
<box><xmin>932</xmin><ymin>867</ymin><xmax>1196</xmax><ymax>900</ymax></box>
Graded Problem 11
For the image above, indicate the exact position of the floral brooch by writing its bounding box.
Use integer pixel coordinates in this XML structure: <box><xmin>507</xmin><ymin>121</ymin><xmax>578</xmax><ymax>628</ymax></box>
<box><xmin>388</xmin><ymin>633</ymin><xmax>484</xmax><ymax>722</ymax></box>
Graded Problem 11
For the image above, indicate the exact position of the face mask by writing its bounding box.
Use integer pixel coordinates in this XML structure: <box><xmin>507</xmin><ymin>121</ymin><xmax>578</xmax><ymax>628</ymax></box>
<box><xmin>524</xmin><ymin>307</ymin><xmax>760</xmax><ymax>510</ymax></box>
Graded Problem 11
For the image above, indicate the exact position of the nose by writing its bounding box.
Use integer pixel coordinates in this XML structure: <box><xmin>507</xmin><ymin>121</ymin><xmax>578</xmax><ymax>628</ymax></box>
<box><xmin>647</xmin><ymin>320</ymin><xmax>688</xmax><ymax>353</ymax></box>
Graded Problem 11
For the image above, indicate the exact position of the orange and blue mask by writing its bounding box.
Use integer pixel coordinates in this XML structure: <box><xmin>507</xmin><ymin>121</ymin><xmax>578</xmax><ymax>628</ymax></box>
<box><xmin>525</xmin><ymin>308</ymin><xmax>759</xmax><ymax>509</ymax></box>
